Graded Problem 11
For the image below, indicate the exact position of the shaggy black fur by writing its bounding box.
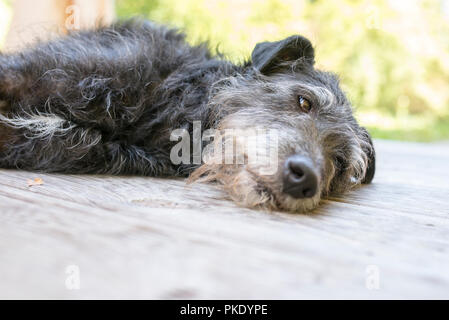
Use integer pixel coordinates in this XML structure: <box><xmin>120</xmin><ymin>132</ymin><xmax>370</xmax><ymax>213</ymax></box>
<box><xmin>0</xmin><ymin>20</ymin><xmax>243</xmax><ymax>175</ymax></box>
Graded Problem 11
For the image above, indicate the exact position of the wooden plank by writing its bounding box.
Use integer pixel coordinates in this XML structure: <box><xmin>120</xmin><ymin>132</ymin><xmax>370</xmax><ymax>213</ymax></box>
<box><xmin>0</xmin><ymin>139</ymin><xmax>448</xmax><ymax>299</ymax></box>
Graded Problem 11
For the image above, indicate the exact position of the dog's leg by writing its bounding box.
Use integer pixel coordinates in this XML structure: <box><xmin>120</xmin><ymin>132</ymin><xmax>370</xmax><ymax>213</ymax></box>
<box><xmin>0</xmin><ymin>113</ymin><xmax>104</xmax><ymax>173</ymax></box>
<box><xmin>0</xmin><ymin>113</ymin><xmax>173</xmax><ymax>175</ymax></box>
<box><xmin>0</xmin><ymin>116</ymin><xmax>80</xmax><ymax>171</ymax></box>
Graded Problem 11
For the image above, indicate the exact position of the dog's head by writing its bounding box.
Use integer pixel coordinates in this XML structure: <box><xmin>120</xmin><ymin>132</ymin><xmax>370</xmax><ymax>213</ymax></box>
<box><xmin>191</xmin><ymin>35</ymin><xmax>375</xmax><ymax>213</ymax></box>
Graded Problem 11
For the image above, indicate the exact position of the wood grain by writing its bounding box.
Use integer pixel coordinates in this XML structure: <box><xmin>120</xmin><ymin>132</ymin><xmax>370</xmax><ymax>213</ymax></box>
<box><xmin>0</xmin><ymin>140</ymin><xmax>448</xmax><ymax>299</ymax></box>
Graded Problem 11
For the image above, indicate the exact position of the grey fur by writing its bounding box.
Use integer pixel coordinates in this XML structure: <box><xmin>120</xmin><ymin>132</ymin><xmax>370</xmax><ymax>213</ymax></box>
<box><xmin>0</xmin><ymin>19</ymin><xmax>375</xmax><ymax>212</ymax></box>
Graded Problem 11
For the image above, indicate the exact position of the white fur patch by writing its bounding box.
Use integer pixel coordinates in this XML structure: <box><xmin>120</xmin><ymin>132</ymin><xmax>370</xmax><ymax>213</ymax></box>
<box><xmin>0</xmin><ymin>112</ymin><xmax>76</xmax><ymax>139</ymax></box>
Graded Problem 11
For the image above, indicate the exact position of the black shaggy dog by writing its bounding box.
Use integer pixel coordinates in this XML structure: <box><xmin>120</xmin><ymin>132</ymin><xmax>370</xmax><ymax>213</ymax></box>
<box><xmin>0</xmin><ymin>20</ymin><xmax>375</xmax><ymax>212</ymax></box>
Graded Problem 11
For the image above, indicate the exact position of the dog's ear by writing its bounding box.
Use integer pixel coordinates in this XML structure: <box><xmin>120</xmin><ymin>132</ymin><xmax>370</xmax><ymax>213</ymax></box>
<box><xmin>251</xmin><ymin>35</ymin><xmax>315</xmax><ymax>74</ymax></box>
<box><xmin>361</xmin><ymin>128</ymin><xmax>375</xmax><ymax>184</ymax></box>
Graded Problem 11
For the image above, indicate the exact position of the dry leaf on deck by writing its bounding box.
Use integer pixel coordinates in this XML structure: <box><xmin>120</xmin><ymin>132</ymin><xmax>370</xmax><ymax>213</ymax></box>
<box><xmin>27</xmin><ymin>178</ymin><xmax>44</xmax><ymax>187</ymax></box>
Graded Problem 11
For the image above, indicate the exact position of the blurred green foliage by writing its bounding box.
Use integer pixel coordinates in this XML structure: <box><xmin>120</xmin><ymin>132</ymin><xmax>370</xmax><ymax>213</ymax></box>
<box><xmin>0</xmin><ymin>0</ymin><xmax>448</xmax><ymax>141</ymax></box>
<box><xmin>116</xmin><ymin>0</ymin><xmax>449</xmax><ymax>141</ymax></box>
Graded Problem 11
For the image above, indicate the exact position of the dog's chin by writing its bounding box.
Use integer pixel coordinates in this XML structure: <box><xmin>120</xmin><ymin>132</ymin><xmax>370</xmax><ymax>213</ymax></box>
<box><xmin>274</xmin><ymin>193</ymin><xmax>321</xmax><ymax>213</ymax></box>
<box><xmin>234</xmin><ymin>183</ymin><xmax>321</xmax><ymax>213</ymax></box>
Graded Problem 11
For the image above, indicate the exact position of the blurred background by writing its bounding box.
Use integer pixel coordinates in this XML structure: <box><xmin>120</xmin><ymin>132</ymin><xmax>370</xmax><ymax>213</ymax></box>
<box><xmin>0</xmin><ymin>0</ymin><xmax>448</xmax><ymax>141</ymax></box>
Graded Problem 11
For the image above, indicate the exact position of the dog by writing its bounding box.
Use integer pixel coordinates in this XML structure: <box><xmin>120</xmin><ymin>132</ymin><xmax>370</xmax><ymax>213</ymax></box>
<box><xmin>0</xmin><ymin>20</ymin><xmax>375</xmax><ymax>212</ymax></box>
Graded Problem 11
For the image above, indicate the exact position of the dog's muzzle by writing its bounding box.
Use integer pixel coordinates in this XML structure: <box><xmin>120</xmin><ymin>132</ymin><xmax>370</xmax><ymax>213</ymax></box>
<box><xmin>282</xmin><ymin>155</ymin><xmax>319</xmax><ymax>199</ymax></box>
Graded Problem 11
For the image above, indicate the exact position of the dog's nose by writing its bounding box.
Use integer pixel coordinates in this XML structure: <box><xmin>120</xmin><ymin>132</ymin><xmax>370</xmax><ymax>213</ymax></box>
<box><xmin>282</xmin><ymin>155</ymin><xmax>318</xmax><ymax>199</ymax></box>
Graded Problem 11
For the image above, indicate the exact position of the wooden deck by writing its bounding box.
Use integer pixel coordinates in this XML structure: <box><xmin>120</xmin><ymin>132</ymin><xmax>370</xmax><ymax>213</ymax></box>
<box><xmin>0</xmin><ymin>139</ymin><xmax>448</xmax><ymax>299</ymax></box>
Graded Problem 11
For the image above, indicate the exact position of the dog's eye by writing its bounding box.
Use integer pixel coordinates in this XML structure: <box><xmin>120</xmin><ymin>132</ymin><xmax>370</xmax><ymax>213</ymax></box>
<box><xmin>298</xmin><ymin>95</ymin><xmax>312</xmax><ymax>112</ymax></box>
